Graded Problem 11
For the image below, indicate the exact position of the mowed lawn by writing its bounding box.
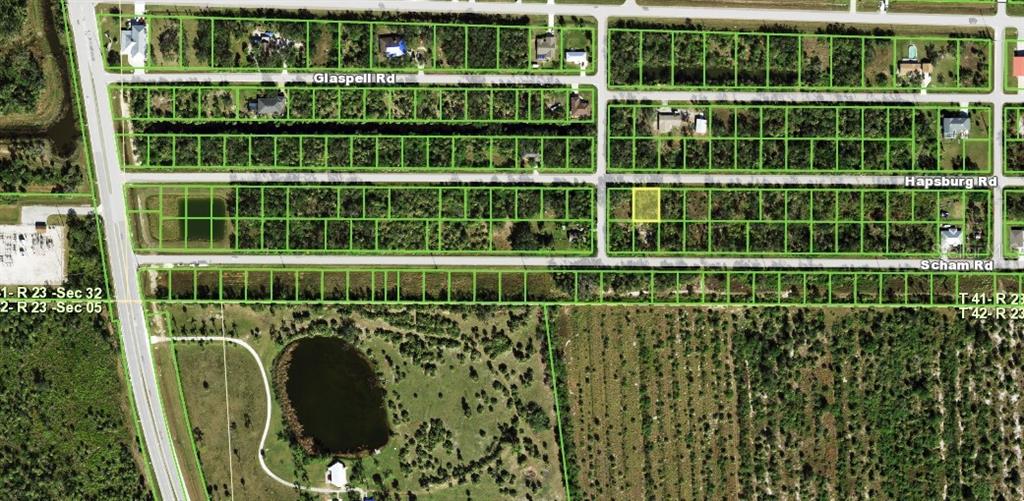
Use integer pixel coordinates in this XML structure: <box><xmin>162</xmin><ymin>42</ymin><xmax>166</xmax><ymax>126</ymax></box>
<box><xmin>173</xmin><ymin>341</ymin><xmax>299</xmax><ymax>500</ymax></box>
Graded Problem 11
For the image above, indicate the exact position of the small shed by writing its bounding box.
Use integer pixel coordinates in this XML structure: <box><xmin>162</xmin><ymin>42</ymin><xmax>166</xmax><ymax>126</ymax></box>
<box><xmin>535</xmin><ymin>32</ymin><xmax>557</xmax><ymax>63</ymax></box>
<box><xmin>378</xmin><ymin>34</ymin><xmax>406</xmax><ymax>58</ymax></box>
<box><xmin>694</xmin><ymin>114</ymin><xmax>708</xmax><ymax>135</ymax></box>
<box><xmin>326</xmin><ymin>460</ymin><xmax>347</xmax><ymax>488</ymax></box>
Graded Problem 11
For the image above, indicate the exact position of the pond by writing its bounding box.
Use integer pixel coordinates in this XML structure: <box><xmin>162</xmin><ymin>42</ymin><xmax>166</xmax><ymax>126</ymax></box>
<box><xmin>178</xmin><ymin>198</ymin><xmax>226</xmax><ymax>242</ymax></box>
<box><xmin>277</xmin><ymin>336</ymin><xmax>390</xmax><ymax>455</ymax></box>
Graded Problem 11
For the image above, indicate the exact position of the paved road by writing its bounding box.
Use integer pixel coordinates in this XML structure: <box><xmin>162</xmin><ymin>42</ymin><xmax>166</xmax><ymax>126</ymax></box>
<box><xmin>137</xmin><ymin>253</ymin><xmax>1020</xmax><ymax>269</ymax></box>
<box><xmin>69</xmin><ymin>2</ymin><xmax>189</xmax><ymax>500</ymax></box>
<box><xmin>71</xmin><ymin>0</ymin><xmax>1007</xmax><ymax>29</ymax></box>
<box><xmin>18</xmin><ymin>205</ymin><xmax>94</xmax><ymax>225</ymax></box>
<box><xmin>66</xmin><ymin>0</ymin><xmax>1024</xmax><ymax>499</ymax></box>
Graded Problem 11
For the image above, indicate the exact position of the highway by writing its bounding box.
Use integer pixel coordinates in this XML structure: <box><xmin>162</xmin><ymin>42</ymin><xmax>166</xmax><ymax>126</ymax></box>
<box><xmin>69</xmin><ymin>2</ymin><xmax>189</xmax><ymax>499</ymax></box>
<box><xmin>63</xmin><ymin>0</ymin><xmax>1022</xmax><ymax>499</ymax></box>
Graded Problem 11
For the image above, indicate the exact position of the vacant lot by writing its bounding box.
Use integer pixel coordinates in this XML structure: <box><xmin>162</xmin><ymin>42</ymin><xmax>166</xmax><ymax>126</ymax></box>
<box><xmin>127</xmin><ymin>184</ymin><xmax>595</xmax><ymax>255</ymax></box>
<box><xmin>607</xmin><ymin>187</ymin><xmax>991</xmax><ymax>258</ymax></box>
<box><xmin>555</xmin><ymin>306</ymin><xmax>1023</xmax><ymax>500</ymax></box>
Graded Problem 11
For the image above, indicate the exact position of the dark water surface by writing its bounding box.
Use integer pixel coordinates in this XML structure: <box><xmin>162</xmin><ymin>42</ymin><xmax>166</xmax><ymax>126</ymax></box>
<box><xmin>178</xmin><ymin>198</ymin><xmax>226</xmax><ymax>241</ymax></box>
<box><xmin>283</xmin><ymin>336</ymin><xmax>390</xmax><ymax>455</ymax></box>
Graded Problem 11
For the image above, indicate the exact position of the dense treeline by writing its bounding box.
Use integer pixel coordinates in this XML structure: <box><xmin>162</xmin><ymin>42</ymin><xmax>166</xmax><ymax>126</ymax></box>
<box><xmin>0</xmin><ymin>138</ymin><xmax>84</xmax><ymax>193</ymax></box>
<box><xmin>0</xmin><ymin>215</ymin><xmax>148</xmax><ymax>498</ymax></box>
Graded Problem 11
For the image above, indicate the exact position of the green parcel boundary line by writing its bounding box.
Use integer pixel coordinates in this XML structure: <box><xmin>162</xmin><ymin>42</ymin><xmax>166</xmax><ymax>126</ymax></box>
<box><xmin>139</xmin><ymin>266</ymin><xmax>1024</xmax><ymax>308</ymax></box>
<box><xmin>119</xmin><ymin>132</ymin><xmax>597</xmax><ymax>173</ymax></box>
<box><xmin>1003</xmin><ymin>189</ymin><xmax>1024</xmax><ymax>259</ymax></box>
<box><xmin>542</xmin><ymin>306</ymin><xmax>574</xmax><ymax>501</ymax></box>
<box><xmin>1004</xmin><ymin>39</ymin><xmax>1024</xmax><ymax>93</ymax></box>
<box><xmin>1003</xmin><ymin>105</ymin><xmax>1024</xmax><ymax>173</ymax></box>
<box><xmin>125</xmin><ymin>184</ymin><xmax>596</xmax><ymax>255</ymax></box>
<box><xmin>98</xmin><ymin>12</ymin><xmax>596</xmax><ymax>74</ymax></box>
<box><xmin>608</xmin><ymin>27</ymin><xmax>992</xmax><ymax>92</ymax></box>
<box><xmin>607</xmin><ymin>186</ymin><xmax>990</xmax><ymax>259</ymax></box>
<box><xmin>608</xmin><ymin>102</ymin><xmax>991</xmax><ymax>174</ymax></box>
<box><xmin>38</xmin><ymin>0</ymin><xmax>162</xmax><ymax>495</ymax></box>
<box><xmin>159</xmin><ymin>314</ymin><xmax>212</xmax><ymax>501</ymax></box>
<box><xmin>112</xmin><ymin>84</ymin><xmax>596</xmax><ymax>125</ymax></box>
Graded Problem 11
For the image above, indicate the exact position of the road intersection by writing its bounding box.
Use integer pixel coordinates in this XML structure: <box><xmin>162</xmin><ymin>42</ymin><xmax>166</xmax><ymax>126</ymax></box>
<box><xmin>64</xmin><ymin>0</ymin><xmax>1024</xmax><ymax>498</ymax></box>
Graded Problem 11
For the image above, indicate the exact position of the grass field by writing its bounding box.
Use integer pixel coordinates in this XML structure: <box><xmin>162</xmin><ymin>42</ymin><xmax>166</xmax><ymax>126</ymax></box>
<box><xmin>554</xmin><ymin>306</ymin><xmax>1023</xmax><ymax>499</ymax></box>
<box><xmin>158</xmin><ymin>303</ymin><xmax>565</xmax><ymax>499</ymax></box>
<box><xmin>152</xmin><ymin>341</ymin><xmax>208</xmax><ymax>500</ymax></box>
<box><xmin>171</xmin><ymin>339</ymin><xmax>299</xmax><ymax>500</ymax></box>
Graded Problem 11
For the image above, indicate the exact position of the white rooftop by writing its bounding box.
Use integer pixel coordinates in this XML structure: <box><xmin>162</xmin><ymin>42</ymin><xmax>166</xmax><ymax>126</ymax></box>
<box><xmin>941</xmin><ymin>226</ymin><xmax>963</xmax><ymax>254</ymax></box>
<box><xmin>120</xmin><ymin>19</ymin><xmax>147</xmax><ymax>68</ymax></box>
<box><xmin>565</xmin><ymin>50</ymin><xmax>588</xmax><ymax>69</ymax></box>
<box><xmin>326</xmin><ymin>460</ymin><xmax>347</xmax><ymax>489</ymax></box>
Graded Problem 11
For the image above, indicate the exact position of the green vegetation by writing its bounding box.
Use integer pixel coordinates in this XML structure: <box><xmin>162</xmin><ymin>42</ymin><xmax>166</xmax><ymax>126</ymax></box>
<box><xmin>0</xmin><ymin>50</ymin><xmax>43</xmax><ymax>115</ymax></box>
<box><xmin>126</xmin><ymin>184</ymin><xmax>595</xmax><ymax>255</ymax></box>
<box><xmin>607</xmin><ymin>187</ymin><xmax>991</xmax><ymax>258</ymax></box>
<box><xmin>1002</xmin><ymin>106</ymin><xmax>1024</xmax><ymax>173</ymax></box>
<box><xmin>0</xmin><ymin>214</ymin><xmax>149</xmax><ymax>497</ymax></box>
<box><xmin>157</xmin><ymin>303</ymin><xmax>565</xmax><ymax>499</ymax></box>
<box><xmin>112</xmin><ymin>84</ymin><xmax>596</xmax><ymax>173</ymax></box>
<box><xmin>554</xmin><ymin>306</ymin><xmax>1019</xmax><ymax>499</ymax></box>
<box><xmin>0</xmin><ymin>0</ymin><xmax>43</xmax><ymax>115</ymax></box>
<box><xmin>142</xmin><ymin>266</ymin><xmax>1024</xmax><ymax>307</ymax></box>
<box><xmin>608</xmin><ymin>22</ymin><xmax>991</xmax><ymax>92</ymax></box>
<box><xmin>113</xmin><ymin>85</ymin><xmax>594</xmax><ymax>124</ymax></box>
<box><xmin>0</xmin><ymin>0</ymin><xmax>88</xmax><ymax>193</ymax></box>
<box><xmin>0</xmin><ymin>138</ymin><xmax>86</xmax><ymax>192</ymax></box>
<box><xmin>609</xmin><ymin>102</ymin><xmax>991</xmax><ymax>173</ymax></box>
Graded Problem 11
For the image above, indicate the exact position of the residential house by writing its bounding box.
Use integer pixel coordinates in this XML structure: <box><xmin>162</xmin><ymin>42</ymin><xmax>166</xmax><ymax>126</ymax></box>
<box><xmin>942</xmin><ymin>114</ymin><xmax>970</xmax><ymax>140</ymax></box>
<box><xmin>326</xmin><ymin>460</ymin><xmax>347</xmax><ymax>488</ymax></box>
<box><xmin>119</xmin><ymin>17</ymin><xmax>147</xmax><ymax>67</ymax></box>
<box><xmin>521</xmin><ymin>152</ymin><xmax>542</xmax><ymax>168</ymax></box>
<box><xmin>655</xmin><ymin>108</ymin><xmax>685</xmax><ymax>134</ymax></box>
<box><xmin>534</xmin><ymin>32</ymin><xmax>557</xmax><ymax>64</ymax></box>
<box><xmin>569</xmin><ymin>92</ymin><xmax>591</xmax><ymax>119</ymax></box>
<box><xmin>565</xmin><ymin>50</ymin><xmax>588</xmax><ymax>69</ymax></box>
<box><xmin>247</xmin><ymin>93</ymin><xmax>287</xmax><ymax>116</ymax></box>
<box><xmin>940</xmin><ymin>225</ymin><xmax>963</xmax><ymax>254</ymax></box>
<box><xmin>897</xmin><ymin>60</ymin><xmax>934</xmax><ymax>78</ymax></box>
<box><xmin>1014</xmin><ymin>49</ymin><xmax>1024</xmax><ymax>77</ymax></box>
<box><xmin>1011</xmin><ymin>227</ymin><xmax>1024</xmax><ymax>254</ymax></box>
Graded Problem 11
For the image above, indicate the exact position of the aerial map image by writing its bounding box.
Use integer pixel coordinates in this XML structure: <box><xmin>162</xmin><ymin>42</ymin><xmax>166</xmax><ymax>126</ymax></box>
<box><xmin>3</xmin><ymin>0</ymin><xmax>1024</xmax><ymax>499</ymax></box>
